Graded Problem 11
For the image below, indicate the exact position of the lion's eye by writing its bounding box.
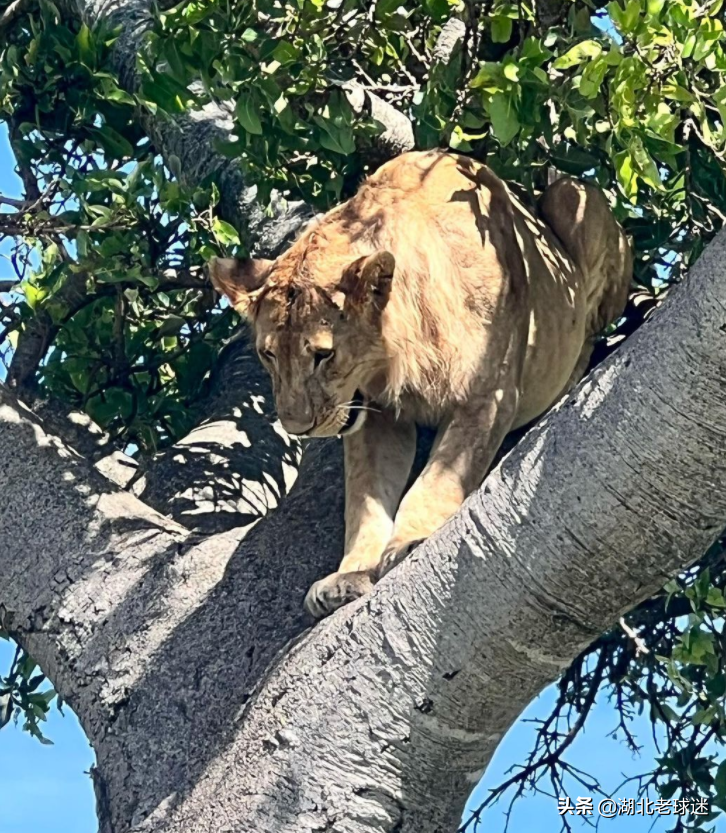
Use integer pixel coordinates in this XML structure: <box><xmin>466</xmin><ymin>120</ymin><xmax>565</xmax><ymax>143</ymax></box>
<box><xmin>260</xmin><ymin>348</ymin><xmax>276</xmax><ymax>363</ymax></box>
<box><xmin>313</xmin><ymin>348</ymin><xmax>334</xmax><ymax>369</ymax></box>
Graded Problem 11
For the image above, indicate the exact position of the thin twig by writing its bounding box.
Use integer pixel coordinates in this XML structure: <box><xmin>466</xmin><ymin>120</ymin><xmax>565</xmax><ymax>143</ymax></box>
<box><xmin>619</xmin><ymin>617</ymin><xmax>650</xmax><ymax>657</ymax></box>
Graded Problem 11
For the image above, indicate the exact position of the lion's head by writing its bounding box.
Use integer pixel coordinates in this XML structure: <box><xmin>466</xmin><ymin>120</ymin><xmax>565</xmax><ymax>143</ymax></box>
<box><xmin>209</xmin><ymin>249</ymin><xmax>395</xmax><ymax>437</ymax></box>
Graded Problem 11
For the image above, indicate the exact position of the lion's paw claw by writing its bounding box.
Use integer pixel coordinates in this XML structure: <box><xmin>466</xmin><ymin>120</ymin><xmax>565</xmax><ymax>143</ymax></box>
<box><xmin>378</xmin><ymin>539</ymin><xmax>424</xmax><ymax>578</ymax></box>
<box><xmin>304</xmin><ymin>570</ymin><xmax>376</xmax><ymax>619</ymax></box>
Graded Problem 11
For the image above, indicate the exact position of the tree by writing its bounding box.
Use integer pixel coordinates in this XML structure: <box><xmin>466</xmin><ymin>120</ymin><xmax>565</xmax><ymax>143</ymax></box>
<box><xmin>2</xmin><ymin>0</ymin><xmax>726</xmax><ymax>830</ymax></box>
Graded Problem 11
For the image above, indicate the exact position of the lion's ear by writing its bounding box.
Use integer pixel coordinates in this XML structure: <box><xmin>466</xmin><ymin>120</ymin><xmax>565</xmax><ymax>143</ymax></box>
<box><xmin>337</xmin><ymin>250</ymin><xmax>395</xmax><ymax>315</ymax></box>
<box><xmin>208</xmin><ymin>256</ymin><xmax>272</xmax><ymax>315</ymax></box>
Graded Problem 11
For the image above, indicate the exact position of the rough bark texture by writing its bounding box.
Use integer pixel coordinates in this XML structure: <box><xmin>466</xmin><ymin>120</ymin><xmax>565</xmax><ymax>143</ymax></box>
<box><xmin>131</xmin><ymin>339</ymin><xmax>301</xmax><ymax>533</ymax></box>
<box><xmin>3</xmin><ymin>227</ymin><xmax>726</xmax><ymax>832</ymax></box>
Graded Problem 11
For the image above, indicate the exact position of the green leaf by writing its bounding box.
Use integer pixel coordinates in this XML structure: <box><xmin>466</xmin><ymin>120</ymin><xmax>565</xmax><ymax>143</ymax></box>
<box><xmin>212</xmin><ymin>217</ymin><xmax>241</xmax><ymax>247</ymax></box>
<box><xmin>715</xmin><ymin>760</ymin><xmax>726</xmax><ymax>801</ymax></box>
<box><xmin>424</xmin><ymin>0</ymin><xmax>450</xmax><ymax>19</ymax></box>
<box><xmin>705</xmin><ymin>587</ymin><xmax>726</xmax><ymax>608</ymax></box>
<box><xmin>314</xmin><ymin>118</ymin><xmax>356</xmax><ymax>156</ymax></box>
<box><xmin>579</xmin><ymin>55</ymin><xmax>609</xmax><ymax>99</ymax></box>
<box><xmin>157</xmin><ymin>314</ymin><xmax>186</xmax><ymax>337</ymax></box>
<box><xmin>89</xmin><ymin>125</ymin><xmax>134</xmax><ymax>159</ymax></box>
<box><xmin>550</xmin><ymin>143</ymin><xmax>600</xmax><ymax>174</ymax></box>
<box><xmin>491</xmin><ymin>16</ymin><xmax>513</xmax><ymax>43</ymax></box>
<box><xmin>488</xmin><ymin>93</ymin><xmax>520</xmax><ymax>145</ymax></box>
<box><xmin>519</xmin><ymin>37</ymin><xmax>552</xmax><ymax>65</ymax></box>
<box><xmin>615</xmin><ymin>150</ymin><xmax>638</xmax><ymax>200</ymax></box>
<box><xmin>695</xmin><ymin>568</ymin><xmax>711</xmax><ymax>601</ymax></box>
<box><xmin>235</xmin><ymin>97</ymin><xmax>263</xmax><ymax>135</ymax></box>
<box><xmin>26</xmin><ymin>674</ymin><xmax>46</xmax><ymax>692</ymax></box>
<box><xmin>172</xmin><ymin>340</ymin><xmax>215</xmax><ymax>396</ymax></box>
<box><xmin>98</xmin><ymin>78</ymin><xmax>136</xmax><ymax>106</ymax></box>
<box><xmin>707</xmin><ymin>674</ymin><xmax>726</xmax><ymax>698</ymax></box>
<box><xmin>655</xmin><ymin>703</ymin><xmax>679</xmax><ymax>723</ymax></box>
<box><xmin>554</xmin><ymin>39</ymin><xmax>603</xmax><ymax>69</ymax></box>
<box><xmin>609</xmin><ymin>0</ymin><xmax>642</xmax><ymax>34</ymax></box>
<box><xmin>470</xmin><ymin>62</ymin><xmax>506</xmax><ymax>91</ymax></box>
<box><xmin>659</xmin><ymin>781</ymin><xmax>679</xmax><ymax>800</ymax></box>
<box><xmin>85</xmin><ymin>389</ymin><xmax>134</xmax><ymax>428</ymax></box>
<box><xmin>503</xmin><ymin>62</ymin><xmax>520</xmax><ymax>82</ymax></box>
<box><xmin>630</xmin><ymin>137</ymin><xmax>663</xmax><ymax>191</ymax></box>
<box><xmin>271</xmin><ymin>41</ymin><xmax>300</xmax><ymax>65</ymax></box>
<box><xmin>18</xmin><ymin>655</ymin><xmax>36</xmax><ymax>681</ymax></box>
<box><xmin>684</xmin><ymin>628</ymin><xmax>716</xmax><ymax>663</ymax></box>
<box><xmin>36</xmin><ymin>689</ymin><xmax>56</xmax><ymax>706</ymax></box>
<box><xmin>76</xmin><ymin>23</ymin><xmax>95</xmax><ymax>67</ymax></box>
<box><xmin>692</xmin><ymin>705</ymin><xmax>715</xmax><ymax>725</ymax></box>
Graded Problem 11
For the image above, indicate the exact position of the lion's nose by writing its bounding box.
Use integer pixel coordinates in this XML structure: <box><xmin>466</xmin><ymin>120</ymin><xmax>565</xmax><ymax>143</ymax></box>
<box><xmin>280</xmin><ymin>417</ymin><xmax>315</xmax><ymax>436</ymax></box>
<box><xmin>278</xmin><ymin>406</ymin><xmax>315</xmax><ymax>436</ymax></box>
<box><xmin>277</xmin><ymin>394</ymin><xmax>315</xmax><ymax>435</ymax></box>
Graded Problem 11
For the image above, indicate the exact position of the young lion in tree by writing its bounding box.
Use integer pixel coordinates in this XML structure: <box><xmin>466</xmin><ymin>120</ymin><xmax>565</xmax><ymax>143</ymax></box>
<box><xmin>210</xmin><ymin>150</ymin><xmax>632</xmax><ymax>619</ymax></box>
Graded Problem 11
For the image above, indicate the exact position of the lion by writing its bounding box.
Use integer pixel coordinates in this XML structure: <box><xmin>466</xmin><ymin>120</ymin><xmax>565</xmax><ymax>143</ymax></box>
<box><xmin>209</xmin><ymin>150</ymin><xmax>632</xmax><ymax>619</ymax></box>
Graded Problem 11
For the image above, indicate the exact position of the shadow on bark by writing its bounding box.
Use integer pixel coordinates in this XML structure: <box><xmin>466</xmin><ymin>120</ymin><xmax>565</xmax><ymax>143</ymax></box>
<box><xmin>91</xmin><ymin>439</ymin><xmax>347</xmax><ymax>828</ymax></box>
<box><xmin>133</xmin><ymin>338</ymin><xmax>299</xmax><ymax>533</ymax></box>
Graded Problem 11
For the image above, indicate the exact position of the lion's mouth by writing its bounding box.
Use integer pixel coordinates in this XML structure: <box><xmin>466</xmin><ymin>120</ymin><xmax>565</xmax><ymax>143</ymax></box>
<box><xmin>339</xmin><ymin>389</ymin><xmax>367</xmax><ymax>435</ymax></box>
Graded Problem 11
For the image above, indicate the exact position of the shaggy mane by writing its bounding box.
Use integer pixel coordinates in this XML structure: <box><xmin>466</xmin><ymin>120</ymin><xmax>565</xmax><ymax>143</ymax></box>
<box><xmin>252</xmin><ymin>161</ymin><xmax>496</xmax><ymax>413</ymax></box>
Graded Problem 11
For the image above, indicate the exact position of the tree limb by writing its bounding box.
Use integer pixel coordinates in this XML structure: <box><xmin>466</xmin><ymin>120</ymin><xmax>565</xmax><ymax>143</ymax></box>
<box><xmin>129</xmin><ymin>337</ymin><xmax>301</xmax><ymax>533</ymax></box>
<box><xmin>6</xmin><ymin>267</ymin><xmax>89</xmax><ymax>394</ymax></box>
<box><xmin>0</xmin><ymin>0</ymin><xmax>32</xmax><ymax>37</ymax></box>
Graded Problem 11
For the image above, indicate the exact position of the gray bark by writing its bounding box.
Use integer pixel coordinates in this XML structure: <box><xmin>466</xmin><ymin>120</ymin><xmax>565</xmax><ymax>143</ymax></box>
<box><xmin>130</xmin><ymin>339</ymin><xmax>301</xmax><ymax>533</ymax></box>
<box><xmin>3</xmin><ymin>227</ymin><xmax>726</xmax><ymax>832</ymax></box>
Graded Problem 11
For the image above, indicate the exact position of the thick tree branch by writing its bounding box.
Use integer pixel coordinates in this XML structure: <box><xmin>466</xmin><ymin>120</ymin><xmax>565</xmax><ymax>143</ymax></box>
<box><xmin>0</xmin><ymin>0</ymin><xmax>31</xmax><ymax>37</ymax></box>
<box><xmin>0</xmin><ymin>387</ymin><xmax>192</xmax><ymax>741</ymax></box>
<box><xmin>0</xmin><ymin>378</ymin><xmax>347</xmax><ymax>830</ymax></box>
<box><xmin>341</xmin><ymin>81</ymin><xmax>415</xmax><ymax>160</ymax></box>
<box><xmin>152</xmin><ymin>228</ymin><xmax>726</xmax><ymax>833</ymax></box>
<box><xmin>130</xmin><ymin>337</ymin><xmax>301</xmax><ymax>533</ymax></box>
<box><xmin>7</xmin><ymin>267</ymin><xmax>89</xmax><ymax>394</ymax></box>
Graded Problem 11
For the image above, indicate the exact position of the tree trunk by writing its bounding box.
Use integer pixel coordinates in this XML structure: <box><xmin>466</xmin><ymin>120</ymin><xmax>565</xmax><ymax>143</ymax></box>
<box><xmin>3</xmin><ymin>225</ymin><xmax>726</xmax><ymax>832</ymax></box>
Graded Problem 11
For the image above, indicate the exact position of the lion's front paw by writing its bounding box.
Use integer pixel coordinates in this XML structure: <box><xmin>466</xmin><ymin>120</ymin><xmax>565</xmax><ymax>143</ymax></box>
<box><xmin>378</xmin><ymin>538</ymin><xmax>424</xmax><ymax>578</ymax></box>
<box><xmin>304</xmin><ymin>570</ymin><xmax>376</xmax><ymax>619</ymax></box>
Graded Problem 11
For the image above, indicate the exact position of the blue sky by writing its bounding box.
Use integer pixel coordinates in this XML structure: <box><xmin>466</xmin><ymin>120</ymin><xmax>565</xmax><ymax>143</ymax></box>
<box><xmin>0</xmin><ymin>112</ymin><xmax>724</xmax><ymax>832</ymax></box>
<box><xmin>0</xmin><ymin>126</ymin><xmax>19</xmax><ymax>284</ymax></box>
<box><xmin>0</xmin><ymin>641</ymin><xmax>96</xmax><ymax>833</ymax></box>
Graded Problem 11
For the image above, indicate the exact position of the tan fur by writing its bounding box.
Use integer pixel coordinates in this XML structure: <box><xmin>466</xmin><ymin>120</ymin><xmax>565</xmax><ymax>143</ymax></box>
<box><xmin>209</xmin><ymin>150</ymin><xmax>632</xmax><ymax>619</ymax></box>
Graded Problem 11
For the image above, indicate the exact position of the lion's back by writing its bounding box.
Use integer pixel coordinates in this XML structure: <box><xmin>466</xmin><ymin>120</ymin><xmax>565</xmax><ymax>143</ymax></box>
<box><xmin>538</xmin><ymin>177</ymin><xmax>632</xmax><ymax>337</ymax></box>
